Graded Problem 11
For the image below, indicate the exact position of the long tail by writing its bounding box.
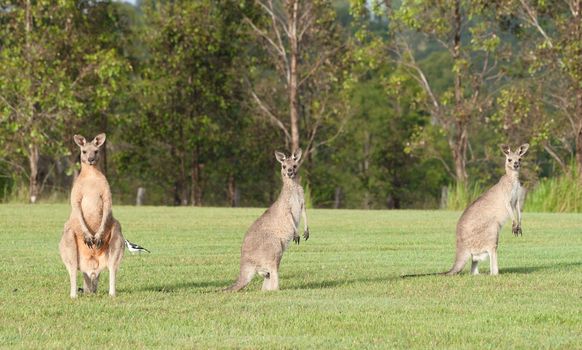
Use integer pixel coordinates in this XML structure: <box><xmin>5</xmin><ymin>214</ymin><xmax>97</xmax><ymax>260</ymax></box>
<box><xmin>444</xmin><ymin>252</ymin><xmax>470</xmax><ymax>275</ymax></box>
<box><xmin>224</xmin><ymin>265</ymin><xmax>254</xmax><ymax>292</ymax></box>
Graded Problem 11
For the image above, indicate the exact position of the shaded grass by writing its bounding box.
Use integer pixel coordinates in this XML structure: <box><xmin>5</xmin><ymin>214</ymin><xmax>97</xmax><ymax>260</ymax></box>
<box><xmin>0</xmin><ymin>205</ymin><xmax>581</xmax><ymax>348</ymax></box>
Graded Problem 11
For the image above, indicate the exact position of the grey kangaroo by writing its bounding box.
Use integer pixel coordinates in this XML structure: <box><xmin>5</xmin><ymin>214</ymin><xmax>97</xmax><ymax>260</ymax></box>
<box><xmin>446</xmin><ymin>143</ymin><xmax>529</xmax><ymax>276</ymax></box>
<box><xmin>226</xmin><ymin>148</ymin><xmax>310</xmax><ymax>291</ymax></box>
<box><xmin>59</xmin><ymin>133</ymin><xmax>125</xmax><ymax>298</ymax></box>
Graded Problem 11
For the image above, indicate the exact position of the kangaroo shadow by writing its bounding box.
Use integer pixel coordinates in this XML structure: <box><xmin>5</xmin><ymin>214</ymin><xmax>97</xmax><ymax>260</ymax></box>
<box><xmin>125</xmin><ymin>279</ymin><xmax>233</xmax><ymax>294</ymax></box>
<box><xmin>287</xmin><ymin>275</ymin><xmax>398</xmax><ymax>290</ymax></box>
<box><xmin>401</xmin><ymin>261</ymin><xmax>582</xmax><ymax>277</ymax></box>
<box><xmin>501</xmin><ymin>261</ymin><xmax>582</xmax><ymax>274</ymax></box>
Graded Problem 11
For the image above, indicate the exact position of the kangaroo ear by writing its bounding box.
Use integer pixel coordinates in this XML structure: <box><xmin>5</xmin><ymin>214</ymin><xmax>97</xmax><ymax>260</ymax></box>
<box><xmin>518</xmin><ymin>143</ymin><xmax>529</xmax><ymax>156</ymax></box>
<box><xmin>92</xmin><ymin>133</ymin><xmax>106</xmax><ymax>148</ymax></box>
<box><xmin>500</xmin><ymin>144</ymin><xmax>510</xmax><ymax>156</ymax></box>
<box><xmin>292</xmin><ymin>148</ymin><xmax>302</xmax><ymax>162</ymax></box>
<box><xmin>74</xmin><ymin>135</ymin><xmax>86</xmax><ymax>147</ymax></box>
<box><xmin>274</xmin><ymin>151</ymin><xmax>286</xmax><ymax>163</ymax></box>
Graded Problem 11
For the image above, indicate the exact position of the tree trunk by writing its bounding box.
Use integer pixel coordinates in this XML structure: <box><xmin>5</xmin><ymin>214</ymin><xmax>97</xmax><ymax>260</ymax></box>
<box><xmin>100</xmin><ymin>112</ymin><xmax>108</xmax><ymax>176</ymax></box>
<box><xmin>576</xmin><ymin>96</ymin><xmax>582</xmax><ymax>181</ymax></box>
<box><xmin>288</xmin><ymin>0</ymin><xmax>300</xmax><ymax>152</ymax></box>
<box><xmin>136</xmin><ymin>187</ymin><xmax>146</xmax><ymax>206</ymax></box>
<box><xmin>190</xmin><ymin>146</ymin><xmax>203</xmax><ymax>206</ymax></box>
<box><xmin>451</xmin><ymin>0</ymin><xmax>468</xmax><ymax>186</ymax></box>
<box><xmin>333</xmin><ymin>187</ymin><xmax>341</xmax><ymax>209</ymax></box>
<box><xmin>28</xmin><ymin>143</ymin><xmax>40</xmax><ymax>203</ymax></box>
<box><xmin>574</xmin><ymin>1</ymin><xmax>582</xmax><ymax>181</ymax></box>
<box><xmin>451</xmin><ymin>120</ymin><xmax>469</xmax><ymax>185</ymax></box>
<box><xmin>227</xmin><ymin>174</ymin><xmax>239</xmax><ymax>207</ymax></box>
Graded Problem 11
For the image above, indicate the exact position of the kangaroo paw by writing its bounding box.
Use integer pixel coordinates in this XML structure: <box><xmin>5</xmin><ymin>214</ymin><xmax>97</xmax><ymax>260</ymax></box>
<box><xmin>83</xmin><ymin>234</ymin><xmax>94</xmax><ymax>248</ymax></box>
<box><xmin>293</xmin><ymin>234</ymin><xmax>300</xmax><ymax>244</ymax></box>
<box><xmin>303</xmin><ymin>228</ymin><xmax>310</xmax><ymax>241</ymax></box>
<box><xmin>94</xmin><ymin>236</ymin><xmax>104</xmax><ymax>249</ymax></box>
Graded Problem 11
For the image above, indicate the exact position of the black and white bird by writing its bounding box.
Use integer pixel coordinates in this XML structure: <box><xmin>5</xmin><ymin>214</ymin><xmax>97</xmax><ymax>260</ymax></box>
<box><xmin>125</xmin><ymin>239</ymin><xmax>150</xmax><ymax>253</ymax></box>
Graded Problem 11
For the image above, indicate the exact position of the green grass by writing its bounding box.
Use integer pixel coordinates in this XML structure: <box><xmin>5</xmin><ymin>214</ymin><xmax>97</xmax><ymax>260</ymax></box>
<box><xmin>0</xmin><ymin>205</ymin><xmax>581</xmax><ymax>349</ymax></box>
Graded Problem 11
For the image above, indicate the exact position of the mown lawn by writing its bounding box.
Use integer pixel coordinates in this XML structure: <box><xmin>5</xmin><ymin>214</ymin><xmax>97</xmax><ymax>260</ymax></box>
<box><xmin>0</xmin><ymin>204</ymin><xmax>580</xmax><ymax>349</ymax></box>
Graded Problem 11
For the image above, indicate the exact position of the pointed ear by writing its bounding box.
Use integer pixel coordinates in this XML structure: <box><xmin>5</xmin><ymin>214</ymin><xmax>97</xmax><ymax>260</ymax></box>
<box><xmin>500</xmin><ymin>144</ymin><xmax>510</xmax><ymax>156</ymax></box>
<box><xmin>292</xmin><ymin>148</ymin><xmax>302</xmax><ymax>162</ymax></box>
<box><xmin>274</xmin><ymin>151</ymin><xmax>286</xmax><ymax>163</ymax></box>
<box><xmin>518</xmin><ymin>143</ymin><xmax>529</xmax><ymax>156</ymax></box>
<box><xmin>92</xmin><ymin>133</ymin><xmax>106</xmax><ymax>148</ymax></box>
<box><xmin>74</xmin><ymin>135</ymin><xmax>86</xmax><ymax>147</ymax></box>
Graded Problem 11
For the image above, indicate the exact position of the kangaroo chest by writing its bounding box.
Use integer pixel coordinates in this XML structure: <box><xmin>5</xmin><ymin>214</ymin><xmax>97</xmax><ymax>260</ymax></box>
<box><xmin>509</xmin><ymin>180</ymin><xmax>520</xmax><ymax>204</ymax></box>
<box><xmin>289</xmin><ymin>190</ymin><xmax>303</xmax><ymax>226</ymax></box>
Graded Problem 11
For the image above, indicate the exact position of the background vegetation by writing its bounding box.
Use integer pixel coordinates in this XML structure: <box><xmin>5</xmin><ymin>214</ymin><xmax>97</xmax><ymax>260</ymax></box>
<box><xmin>2</xmin><ymin>0</ymin><xmax>582</xmax><ymax>211</ymax></box>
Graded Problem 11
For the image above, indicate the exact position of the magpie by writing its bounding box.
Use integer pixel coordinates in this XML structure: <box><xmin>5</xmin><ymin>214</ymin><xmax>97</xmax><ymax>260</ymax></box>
<box><xmin>125</xmin><ymin>239</ymin><xmax>150</xmax><ymax>253</ymax></box>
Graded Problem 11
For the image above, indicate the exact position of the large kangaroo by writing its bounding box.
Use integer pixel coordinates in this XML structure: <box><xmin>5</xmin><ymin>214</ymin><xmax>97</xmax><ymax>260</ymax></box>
<box><xmin>59</xmin><ymin>133</ymin><xmax>125</xmax><ymax>298</ymax></box>
<box><xmin>226</xmin><ymin>148</ymin><xmax>310</xmax><ymax>291</ymax></box>
<box><xmin>446</xmin><ymin>143</ymin><xmax>529</xmax><ymax>276</ymax></box>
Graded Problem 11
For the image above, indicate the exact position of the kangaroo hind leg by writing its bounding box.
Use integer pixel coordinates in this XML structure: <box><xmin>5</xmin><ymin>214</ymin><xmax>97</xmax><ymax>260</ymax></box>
<box><xmin>107</xmin><ymin>220</ymin><xmax>125</xmax><ymax>297</ymax></box>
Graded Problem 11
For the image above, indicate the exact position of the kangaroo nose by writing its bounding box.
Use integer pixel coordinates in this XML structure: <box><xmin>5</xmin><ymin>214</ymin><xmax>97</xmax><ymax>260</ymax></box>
<box><xmin>88</xmin><ymin>157</ymin><xmax>95</xmax><ymax>163</ymax></box>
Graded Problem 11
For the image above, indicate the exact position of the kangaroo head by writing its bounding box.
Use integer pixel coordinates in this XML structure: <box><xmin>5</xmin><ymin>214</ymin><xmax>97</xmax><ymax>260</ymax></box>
<box><xmin>500</xmin><ymin>143</ymin><xmax>529</xmax><ymax>172</ymax></box>
<box><xmin>74</xmin><ymin>133</ymin><xmax>106</xmax><ymax>166</ymax></box>
<box><xmin>274</xmin><ymin>148</ymin><xmax>302</xmax><ymax>179</ymax></box>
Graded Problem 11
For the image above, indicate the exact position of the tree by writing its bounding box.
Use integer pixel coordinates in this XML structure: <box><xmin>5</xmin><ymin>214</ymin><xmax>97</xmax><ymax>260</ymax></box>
<box><xmin>244</xmin><ymin>0</ymin><xmax>348</xmax><ymax>155</ymax></box>
<box><xmin>122</xmin><ymin>0</ymin><xmax>256</xmax><ymax>206</ymax></box>
<box><xmin>0</xmin><ymin>0</ymin><xmax>128</xmax><ymax>203</ymax></box>
<box><xmin>504</xmin><ymin>0</ymin><xmax>582</xmax><ymax>179</ymax></box>
<box><xmin>369</xmin><ymin>0</ymin><xmax>510</xmax><ymax>186</ymax></box>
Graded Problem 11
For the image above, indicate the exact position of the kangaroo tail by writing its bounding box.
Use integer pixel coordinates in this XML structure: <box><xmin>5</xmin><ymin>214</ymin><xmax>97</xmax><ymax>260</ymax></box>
<box><xmin>224</xmin><ymin>265</ymin><xmax>255</xmax><ymax>292</ymax></box>
<box><xmin>444</xmin><ymin>252</ymin><xmax>470</xmax><ymax>276</ymax></box>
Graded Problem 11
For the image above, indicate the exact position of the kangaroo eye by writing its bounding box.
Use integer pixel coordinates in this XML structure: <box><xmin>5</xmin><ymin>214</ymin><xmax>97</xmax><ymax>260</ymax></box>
<box><xmin>82</xmin><ymin>151</ymin><xmax>87</xmax><ymax>154</ymax></box>
<box><xmin>282</xmin><ymin>165</ymin><xmax>286</xmax><ymax>169</ymax></box>
<box><xmin>293</xmin><ymin>165</ymin><xmax>297</xmax><ymax>169</ymax></box>
<box><xmin>508</xmin><ymin>159</ymin><xmax>512</xmax><ymax>162</ymax></box>
<box><xmin>95</xmin><ymin>150</ymin><xmax>99</xmax><ymax>154</ymax></box>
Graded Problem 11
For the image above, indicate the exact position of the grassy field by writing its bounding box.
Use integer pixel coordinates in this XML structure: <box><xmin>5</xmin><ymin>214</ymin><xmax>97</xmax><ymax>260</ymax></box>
<box><xmin>0</xmin><ymin>204</ymin><xmax>581</xmax><ymax>349</ymax></box>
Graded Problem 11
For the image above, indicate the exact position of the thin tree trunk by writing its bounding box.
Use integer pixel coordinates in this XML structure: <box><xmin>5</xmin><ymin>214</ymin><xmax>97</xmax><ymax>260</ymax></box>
<box><xmin>573</xmin><ymin>1</ymin><xmax>582</xmax><ymax>181</ymax></box>
<box><xmin>227</xmin><ymin>174</ymin><xmax>238</xmax><ymax>207</ymax></box>
<box><xmin>451</xmin><ymin>0</ymin><xmax>468</xmax><ymax>186</ymax></box>
<box><xmin>288</xmin><ymin>0</ymin><xmax>300</xmax><ymax>152</ymax></box>
<box><xmin>451</xmin><ymin>121</ymin><xmax>469</xmax><ymax>185</ymax></box>
<box><xmin>100</xmin><ymin>112</ymin><xmax>108</xmax><ymax>175</ymax></box>
<box><xmin>333</xmin><ymin>187</ymin><xmax>341</xmax><ymax>209</ymax></box>
<box><xmin>576</xmin><ymin>96</ymin><xmax>582</xmax><ymax>180</ymax></box>
<box><xmin>190</xmin><ymin>145</ymin><xmax>203</xmax><ymax>206</ymax></box>
<box><xmin>28</xmin><ymin>143</ymin><xmax>40</xmax><ymax>203</ymax></box>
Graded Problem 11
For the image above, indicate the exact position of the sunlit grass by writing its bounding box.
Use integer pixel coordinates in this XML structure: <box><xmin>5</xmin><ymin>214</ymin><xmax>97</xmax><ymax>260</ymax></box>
<box><xmin>0</xmin><ymin>205</ymin><xmax>580</xmax><ymax>348</ymax></box>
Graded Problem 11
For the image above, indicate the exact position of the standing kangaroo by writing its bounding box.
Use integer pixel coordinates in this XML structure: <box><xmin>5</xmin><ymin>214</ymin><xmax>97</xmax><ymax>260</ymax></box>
<box><xmin>446</xmin><ymin>143</ymin><xmax>529</xmax><ymax>276</ymax></box>
<box><xmin>59</xmin><ymin>133</ymin><xmax>125</xmax><ymax>298</ymax></box>
<box><xmin>226</xmin><ymin>148</ymin><xmax>310</xmax><ymax>291</ymax></box>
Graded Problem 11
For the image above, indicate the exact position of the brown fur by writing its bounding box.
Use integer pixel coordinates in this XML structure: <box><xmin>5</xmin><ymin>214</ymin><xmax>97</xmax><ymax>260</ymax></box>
<box><xmin>226</xmin><ymin>149</ymin><xmax>310</xmax><ymax>291</ymax></box>
<box><xmin>446</xmin><ymin>143</ymin><xmax>529</xmax><ymax>276</ymax></box>
<box><xmin>59</xmin><ymin>133</ymin><xmax>125</xmax><ymax>298</ymax></box>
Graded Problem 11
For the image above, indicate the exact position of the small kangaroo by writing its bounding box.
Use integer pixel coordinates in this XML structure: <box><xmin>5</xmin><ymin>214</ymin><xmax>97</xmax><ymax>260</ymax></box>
<box><xmin>446</xmin><ymin>143</ymin><xmax>529</xmax><ymax>276</ymax></box>
<box><xmin>59</xmin><ymin>133</ymin><xmax>125</xmax><ymax>298</ymax></box>
<box><xmin>226</xmin><ymin>148</ymin><xmax>310</xmax><ymax>291</ymax></box>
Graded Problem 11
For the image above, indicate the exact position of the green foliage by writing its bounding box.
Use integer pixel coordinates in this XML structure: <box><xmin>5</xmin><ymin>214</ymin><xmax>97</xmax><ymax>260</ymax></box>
<box><xmin>444</xmin><ymin>182</ymin><xmax>485</xmax><ymax>211</ymax></box>
<box><xmin>526</xmin><ymin>166</ymin><xmax>582</xmax><ymax>213</ymax></box>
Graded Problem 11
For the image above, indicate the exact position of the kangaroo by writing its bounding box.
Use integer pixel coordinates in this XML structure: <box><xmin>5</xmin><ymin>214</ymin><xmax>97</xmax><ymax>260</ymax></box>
<box><xmin>59</xmin><ymin>133</ymin><xmax>125</xmax><ymax>298</ymax></box>
<box><xmin>226</xmin><ymin>148</ymin><xmax>310</xmax><ymax>292</ymax></box>
<box><xmin>446</xmin><ymin>143</ymin><xmax>529</xmax><ymax>276</ymax></box>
